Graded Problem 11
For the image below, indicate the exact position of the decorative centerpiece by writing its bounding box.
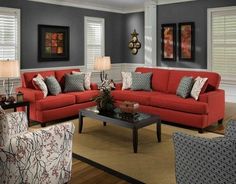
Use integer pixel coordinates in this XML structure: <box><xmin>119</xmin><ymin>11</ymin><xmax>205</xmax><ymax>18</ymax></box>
<box><xmin>119</xmin><ymin>101</ymin><xmax>139</xmax><ymax>114</ymax></box>
<box><xmin>94</xmin><ymin>80</ymin><xmax>115</xmax><ymax>113</ymax></box>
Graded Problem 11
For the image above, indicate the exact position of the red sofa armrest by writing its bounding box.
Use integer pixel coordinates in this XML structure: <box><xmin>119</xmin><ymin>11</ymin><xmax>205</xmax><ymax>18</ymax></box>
<box><xmin>114</xmin><ymin>83</ymin><xmax>122</xmax><ymax>90</ymax></box>
<box><xmin>90</xmin><ymin>83</ymin><xmax>98</xmax><ymax>90</ymax></box>
<box><xmin>16</xmin><ymin>87</ymin><xmax>44</xmax><ymax>102</ymax></box>
<box><xmin>199</xmin><ymin>89</ymin><xmax>225</xmax><ymax>122</ymax></box>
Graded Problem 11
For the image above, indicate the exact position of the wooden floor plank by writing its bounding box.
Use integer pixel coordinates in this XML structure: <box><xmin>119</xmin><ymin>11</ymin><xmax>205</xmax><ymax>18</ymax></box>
<box><xmin>69</xmin><ymin>159</ymin><xmax>129</xmax><ymax>184</ymax></box>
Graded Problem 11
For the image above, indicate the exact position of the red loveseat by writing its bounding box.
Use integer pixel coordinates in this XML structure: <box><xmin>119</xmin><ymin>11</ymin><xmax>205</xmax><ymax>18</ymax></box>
<box><xmin>112</xmin><ymin>67</ymin><xmax>225</xmax><ymax>132</ymax></box>
<box><xmin>17</xmin><ymin>68</ymin><xmax>98</xmax><ymax>127</ymax></box>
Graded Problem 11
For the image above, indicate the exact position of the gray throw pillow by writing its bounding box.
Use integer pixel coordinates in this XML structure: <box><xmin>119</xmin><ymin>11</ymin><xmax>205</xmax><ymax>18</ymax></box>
<box><xmin>131</xmin><ymin>72</ymin><xmax>152</xmax><ymax>91</ymax></box>
<box><xmin>64</xmin><ymin>74</ymin><xmax>85</xmax><ymax>92</ymax></box>
<box><xmin>45</xmin><ymin>76</ymin><xmax>61</xmax><ymax>96</ymax></box>
<box><xmin>176</xmin><ymin>76</ymin><xmax>194</xmax><ymax>98</ymax></box>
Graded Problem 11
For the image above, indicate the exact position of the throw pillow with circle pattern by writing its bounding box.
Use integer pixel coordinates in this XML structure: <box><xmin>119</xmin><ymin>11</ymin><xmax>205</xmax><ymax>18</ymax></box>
<box><xmin>45</xmin><ymin>76</ymin><xmax>62</xmax><ymax>96</ymax></box>
<box><xmin>64</xmin><ymin>74</ymin><xmax>85</xmax><ymax>92</ymax></box>
<box><xmin>131</xmin><ymin>72</ymin><xmax>152</xmax><ymax>91</ymax></box>
<box><xmin>176</xmin><ymin>76</ymin><xmax>194</xmax><ymax>98</ymax></box>
<box><xmin>0</xmin><ymin>106</ymin><xmax>7</xmax><ymax>147</ymax></box>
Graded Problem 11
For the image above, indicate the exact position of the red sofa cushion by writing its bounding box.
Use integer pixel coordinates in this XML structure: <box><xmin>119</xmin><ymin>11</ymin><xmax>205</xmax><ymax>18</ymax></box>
<box><xmin>112</xmin><ymin>90</ymin><xmax>152</xmax><ymax>106</ymax></box>
<box><xmin>36</xmin><ymin>94</ymin><xmax>75</xmax><ymax>111</ymax></box>
<box><xmin>23</xmin><ymin>71</ymin><xmax>55</xmax><ymax>89</ymax></box>
<box><xmin>150</xmin><ymin>93</ymin><xmax>208</xmax><ymax>114</ymax></box>
<box><xmin>55</xmin><ymin>69</ymin><xmax>80</xmax><ymax>89</ymax></box>
<box><xmin>135</xmin><ymin>67</ymin><xmax>170</xmax><ymax>92</ymax></box>
<box><xmin>167</xmin><ymin>70</ymin><xmax>221</xmax><ymax>94</ymax></box>
<box><xmin>67</xmin><ymin>90</ymin><xmax>99</xmax><ymax>103</ymax></box>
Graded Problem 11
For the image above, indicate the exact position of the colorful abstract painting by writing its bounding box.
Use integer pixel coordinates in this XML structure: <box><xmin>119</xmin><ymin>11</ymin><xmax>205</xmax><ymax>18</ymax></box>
<box><xmin>161</xmin><ymin>24</ymin><xmax>176</xmax><ymax>61</ymax></box>
<box><xmin>38</xmin><ymin>25</ymin><xmax>69</xmax><ymax>61</ymax></box>
<box><xmin>179</xmin><ymin>22</ymin><xmax>195</xmax><ymax>61</ymax></box>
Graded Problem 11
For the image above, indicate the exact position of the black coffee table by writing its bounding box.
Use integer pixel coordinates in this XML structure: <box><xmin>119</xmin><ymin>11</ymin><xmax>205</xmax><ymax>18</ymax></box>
<box><xmin>79</xmin><ymin>106</ymin><xmax>161</xmax><ymax>153</ymax></box>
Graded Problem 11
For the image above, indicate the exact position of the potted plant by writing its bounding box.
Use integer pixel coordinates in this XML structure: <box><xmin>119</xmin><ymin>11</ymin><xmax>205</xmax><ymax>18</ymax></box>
<box><xmin>94</xmin><ymin>80</ymin><xmax>115</xmax><ymax>113</ymax></box>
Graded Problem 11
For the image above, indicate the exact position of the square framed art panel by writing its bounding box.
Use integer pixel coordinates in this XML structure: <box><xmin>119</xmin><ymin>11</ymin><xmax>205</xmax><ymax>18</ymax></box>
<box><xmin>178</xmin><ymin>22</ymin><xmax>195</xmax><ymax>61</ymax></box>
<box><xmin>161</xmin><ymin>24</ymin><xmax>176</xmax><ymax>61</ymax></box>
<box><xmin>38</xmin><ymin>25</ymin><xmax>69</xmax><ymax>61</ymax></box>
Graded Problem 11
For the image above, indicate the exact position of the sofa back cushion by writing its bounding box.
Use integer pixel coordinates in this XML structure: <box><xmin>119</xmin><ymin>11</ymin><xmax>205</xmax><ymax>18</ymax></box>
<box><xmin>167</xmin><ymin>70</ymin><xmax>221</xmax><ymax>94</ymax></box>
<box><xmin>55</xmin><ymin>69</ymin><xmax>80</xmax><ymax>89</ymax></box>
<box><xmin>23</xmin><ymin>71</ymin><xmax>55</xmax><ymax>89</ymax></box>
<box><xmin>135</xmin><ymin>67</ymin><xmax>170</xmax><ymax>92</ymax></box>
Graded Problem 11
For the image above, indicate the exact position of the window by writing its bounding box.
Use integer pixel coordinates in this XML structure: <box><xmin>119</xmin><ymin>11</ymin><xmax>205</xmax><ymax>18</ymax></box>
<box><xmin>208</xmin><ymin>6</ymin><xmax>236</xmax><ymax>79</ymax></box>
<box><xmin>0</xmin><ymin>7</ymin><xmax>20</xmax><ymax>61</ymax></box>
<box><xmin>84</xmin><ymin>16</ymin><xmax>105</xmax><ymax>70</ymax></box>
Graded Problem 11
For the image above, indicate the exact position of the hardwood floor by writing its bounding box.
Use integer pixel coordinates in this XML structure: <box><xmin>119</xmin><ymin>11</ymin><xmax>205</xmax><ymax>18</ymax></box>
<box><xmin>70</xmin><ymin>159</ymin><xmax>129</xmax><ymax>184</ymax></box>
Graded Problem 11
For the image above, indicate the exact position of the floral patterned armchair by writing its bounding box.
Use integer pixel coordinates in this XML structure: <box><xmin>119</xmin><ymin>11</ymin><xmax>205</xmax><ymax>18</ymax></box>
<box><xmin>0</xmin><ymin>107</ymin><xmax>75</xmax><ymax>184</ymax></box>
<box><xmin>173</xmin><ymin>120</ymin><xmax>236</xmax><ymax>184</ymax></box>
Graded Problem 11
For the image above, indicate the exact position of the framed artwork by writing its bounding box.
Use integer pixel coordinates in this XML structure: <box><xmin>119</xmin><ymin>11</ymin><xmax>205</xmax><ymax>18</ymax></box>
<box><xmin>38</xmin><ymin>25</ymin><xmax>69</xmax><ymax>61</ymax></box>
<box><xmin>161</xmin><ymin>24</ymin><xmax>176</xmax><ymax>61</ymax></box>
<box><xmin>178</xmin><ymin>22</ymin><xmax>195</xmax><ymax>61</ymax></box>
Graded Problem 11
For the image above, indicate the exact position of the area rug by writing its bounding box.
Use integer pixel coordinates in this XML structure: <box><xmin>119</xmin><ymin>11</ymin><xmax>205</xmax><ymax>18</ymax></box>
<box><xmin>72</xmin><ymin>118</ymin><xmax>221</xmax><ymax>184</ymax></box>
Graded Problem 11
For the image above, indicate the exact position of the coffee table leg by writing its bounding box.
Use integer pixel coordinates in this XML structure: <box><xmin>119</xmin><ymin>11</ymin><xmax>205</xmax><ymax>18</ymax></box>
<box><xmin>133</xmin><ymin>127</ymin><xmax>138</xmax><ymax>153</ymax></box>
<box><xmin>103</xmin><ymin>122</ymin><xmax>107</xmax><ymax>126</ymax></box>
<box><xmin>79</xmin><ymin>112</ymin><xmax>83</xmax><ymax>133</ymax></box>
<box><xmin>156</xmin><ymin>120</ymin><xmax>161</xmax><ymax>142</ymax></box>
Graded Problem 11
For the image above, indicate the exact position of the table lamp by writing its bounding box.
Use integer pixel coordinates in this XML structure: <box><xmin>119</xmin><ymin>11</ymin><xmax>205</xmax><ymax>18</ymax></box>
<box><xmin>94</xmin><ymin>56</ymin><xmax>111</xmax><ymax>82</ymax></box>
<box><xmin>0</xmin><ymin>60</ymin><xmax>20</xmax><ymax>100</ymax></box>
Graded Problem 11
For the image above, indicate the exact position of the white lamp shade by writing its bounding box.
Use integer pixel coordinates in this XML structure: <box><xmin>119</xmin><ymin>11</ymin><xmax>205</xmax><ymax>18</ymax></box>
<box><xmin>0</xmin><ymin>60</ymin><xmax>20</xmax><ymax>78</ymax></box>
<box><xmin>94</xmin><ymin>56</ymin><xmax>111</xmax><ymax>71</ymax></box>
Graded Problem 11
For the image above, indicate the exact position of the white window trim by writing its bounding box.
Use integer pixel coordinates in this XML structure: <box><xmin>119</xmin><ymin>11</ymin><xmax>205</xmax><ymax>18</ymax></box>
<box><xmin>0</xmin><ymin>7</ymin><xmax>20</xmax><ymax>64</ymax></box>
<box><xmin>84</xmin><ymin>16</ymin><xmax>105</xmax><ymax>71</ymax></box>
<box><xmin>207</xmin><ymin>6</ymin><xmax>236</xmax><ymax>82</ymax></box>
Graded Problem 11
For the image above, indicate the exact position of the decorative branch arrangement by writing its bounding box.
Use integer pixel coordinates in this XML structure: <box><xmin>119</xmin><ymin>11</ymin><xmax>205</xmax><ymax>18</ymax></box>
<box><xmin>128</xmin><ymin>29</ymin><xmax>141</xmax><ymax>55</ymax></box>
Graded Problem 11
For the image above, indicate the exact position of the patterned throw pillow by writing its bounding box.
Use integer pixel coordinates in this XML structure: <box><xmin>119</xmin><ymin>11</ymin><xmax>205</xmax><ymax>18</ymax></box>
<box><xmin>131</xmin><ymin>72</ymin><xmax>152</xmax><ymax>91</ymax></box>
<box><xmin>72</xmin><ymin>71</ymin><xmax>91</xmax><ymax>90</ymax></box>
<box><xmin>64</xmin><ymin>74</ymin><xmax>85</xmax><ymax>92</ymax></box>
<box><xmin>121</xmin><ymin>72</ymin><xmax>132</xmax><ymax>90</ymax></box>
<box><xmin>121</xmin><ymin>72</ymin><xmax>141</xmax><ymax>90</ymax></box>
<box><xmin>45</xmin><ymin>76</ymin><xmax>62</xmax><ymax>96</ymax></box>
<box><xmin>191</xmin><ymin>77</ymin><xmax>208</xmax><ymax>100</ymax></box>
<box><xmin>32</xmin><ymin>74</ymin><xmax>48</xmax><ymax>98</ymax></box>
<box><xmin>176</xmin><ymin>76</ymin><xmax>194</xmax><ymax>98</ymax></box>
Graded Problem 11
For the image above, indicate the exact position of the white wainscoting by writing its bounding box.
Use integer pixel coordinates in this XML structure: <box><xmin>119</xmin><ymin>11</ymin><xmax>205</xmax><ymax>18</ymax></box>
<box><xmin>1</xmin><ymin>63</ymin><xmax>235</xmax><ymax>103</ymax></box>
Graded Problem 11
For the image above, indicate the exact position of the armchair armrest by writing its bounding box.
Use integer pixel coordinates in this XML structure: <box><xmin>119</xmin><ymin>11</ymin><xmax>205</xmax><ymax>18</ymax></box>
<box><xmin>225</xmin><ymin>120</ymin><xmax>236</xmax><ymax>139</ymax></box>
<box><xmin>16</xmin><ymin>87</ymin><xmax>44</xmax><ymax>102</ymax></box>
<box><xmin>173</xmin><ymin>132</ymin><xmax>236</xmax><ymax>184</ymax></box>
<box><xmin>0</xmin><ymin>122</ymin><xmax>75</xmax><ymax>184</ymax></box>
<box><xmin>0</xmin><ymin>112</ymin><xmax>28</xmax><ymax>147</ymax></box>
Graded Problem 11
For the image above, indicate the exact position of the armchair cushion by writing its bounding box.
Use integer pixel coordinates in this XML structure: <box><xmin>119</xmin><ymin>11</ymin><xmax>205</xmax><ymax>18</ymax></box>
<box><xmin>0</xmin><ymin>122</ymin><xmax>74</xmax><ymax>184</ymax></box>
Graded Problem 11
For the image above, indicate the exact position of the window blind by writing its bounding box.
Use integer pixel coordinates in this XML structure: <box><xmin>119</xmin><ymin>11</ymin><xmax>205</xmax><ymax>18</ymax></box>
<box><xmin>0</xmin><ymin>8</ymin><xmax>19</xmax><ymax>60</ymax></box>
<box><xmin>85</xmin><ymin>17</ymin><xmax>104</xmax><ymax>70</ymax></box>
<box><xmin>211</xmin><ymin>9</ymin><xmax>236</xmax><ymax>78</ymax></box>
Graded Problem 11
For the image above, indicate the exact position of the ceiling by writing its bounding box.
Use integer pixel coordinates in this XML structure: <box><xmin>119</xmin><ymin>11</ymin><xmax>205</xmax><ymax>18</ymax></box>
<box><xmin>29</xmin><ymin>0</ymin><xmax>195</xmax><ymax>13</ymax></box>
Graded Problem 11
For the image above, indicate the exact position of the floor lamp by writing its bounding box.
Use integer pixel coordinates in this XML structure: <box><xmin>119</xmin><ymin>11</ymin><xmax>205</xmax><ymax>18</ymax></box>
<box><xmin>94</xmin><ymin>56</ymin><xmax>111</xmax><ymax>82</ymax></box>
<box><xmin>0</xmin><ymin>60</ymin><xmax>20</xmax><ymax>102</ymax></box>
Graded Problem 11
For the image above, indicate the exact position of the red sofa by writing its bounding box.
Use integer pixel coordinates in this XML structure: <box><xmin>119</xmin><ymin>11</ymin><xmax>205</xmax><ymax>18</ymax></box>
<box><xmin>112</xmin><ymin>67</ymin><xmax>225</xmax><ymax>132</ymax></box>
<box><xmin>17</xmin><ymin>68</ymin><xmax>98</xmax><ymax>126</ymax></box>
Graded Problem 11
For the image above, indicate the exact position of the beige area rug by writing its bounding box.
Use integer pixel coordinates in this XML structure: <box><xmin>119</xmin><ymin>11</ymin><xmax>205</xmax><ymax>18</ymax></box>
<box><xmin>72</xmin><ymin>118</ymin><xmax>221</xmax><ymax>184</ymax></box>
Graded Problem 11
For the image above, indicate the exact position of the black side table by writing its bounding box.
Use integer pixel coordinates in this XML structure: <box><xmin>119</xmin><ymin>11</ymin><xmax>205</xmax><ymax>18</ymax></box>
<box><xmin>0</xmin><ymin>101</ymin><xmax>30</xmax><ymax>124</ymax></box>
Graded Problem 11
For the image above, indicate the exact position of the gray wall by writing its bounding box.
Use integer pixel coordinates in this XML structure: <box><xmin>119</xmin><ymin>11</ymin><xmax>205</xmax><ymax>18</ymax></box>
<box><xmin>157</xmin><ymin>0</ymin><xmax>236</xmax><ymax>69</ymax></box>
<box><xmin>123</xmin><ymin>12</ymin><xmax>144</xmax><ymax>64</ymax></box>
<box><xmin>0</xmin><ymin>0</ymin><xmax>124</xmax><ymax>69</ymax></box>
